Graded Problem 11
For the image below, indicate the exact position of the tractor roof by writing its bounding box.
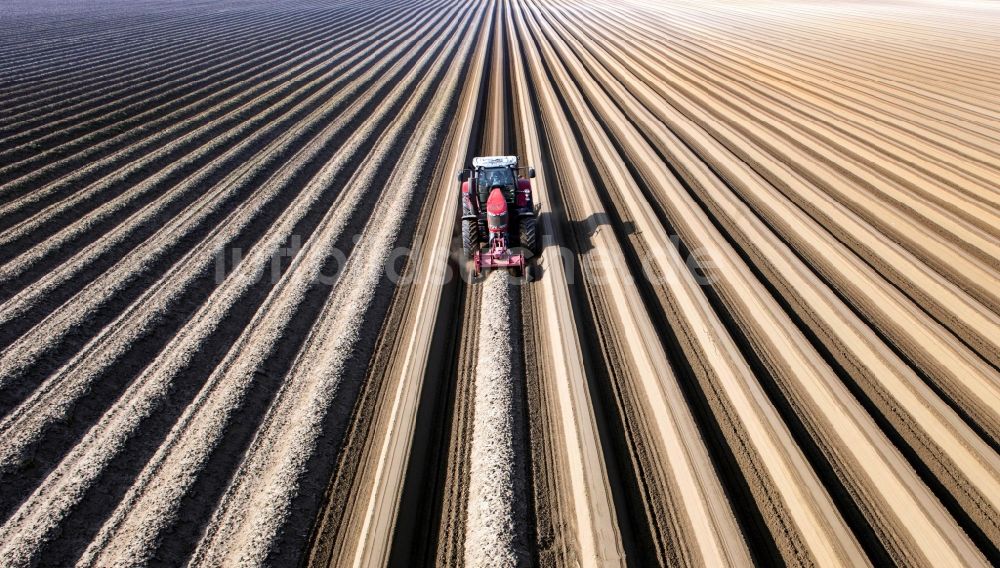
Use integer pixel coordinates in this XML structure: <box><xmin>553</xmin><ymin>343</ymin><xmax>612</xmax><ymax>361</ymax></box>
<box><xmin>472</xmin><ymin>155</ymin><xmax>517</xmax><ymax>168</ymax></box>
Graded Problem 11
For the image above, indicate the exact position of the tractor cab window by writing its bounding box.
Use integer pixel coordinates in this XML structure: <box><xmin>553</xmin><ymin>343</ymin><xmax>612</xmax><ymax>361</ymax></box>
<box><xmin>476</xmin><ymin>166</ymin><xmax>516</xmax><ymax>203</ymax></box>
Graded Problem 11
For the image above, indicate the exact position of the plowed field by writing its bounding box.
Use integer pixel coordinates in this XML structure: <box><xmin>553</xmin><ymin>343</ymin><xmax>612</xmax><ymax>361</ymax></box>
<box><xmin>1</xmin><ymin>0</ymin><xmax>997</xmax><ymax>566</ymax></box>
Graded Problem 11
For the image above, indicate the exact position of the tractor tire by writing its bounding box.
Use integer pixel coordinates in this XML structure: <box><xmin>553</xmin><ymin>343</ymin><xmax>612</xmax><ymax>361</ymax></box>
<box><xmin>462</xmin><ymin>218</ymin><xmax>479</xmax><ymax>258</ymax></box>
<box><xmin>519</xmin><ymin>215</ymin><xmax>538</xmax><ymax>255</ymax></box>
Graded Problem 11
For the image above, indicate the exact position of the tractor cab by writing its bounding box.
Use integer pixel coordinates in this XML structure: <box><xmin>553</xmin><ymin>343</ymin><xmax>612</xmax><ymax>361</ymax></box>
<box><xmin>459</xmin><ymin>155</ymin><xmax>535</xmax><ymax>211</ymax></box>
<box><xmin>475</xmin><ymin>165</ymin><xmax>517</xmax><ymax>206</ymax></box>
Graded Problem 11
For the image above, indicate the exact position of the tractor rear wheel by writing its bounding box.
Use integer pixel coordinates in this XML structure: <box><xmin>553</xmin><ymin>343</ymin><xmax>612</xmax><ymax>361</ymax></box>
<box><xmin>519</xmin><ymin>215</ymin><xmax>538</xmax><ymax>255</ymax></box>
<box><xmin>462</xmin><ymin>218</ymin><xmax>479</xmax><ymax>257</ymax></box>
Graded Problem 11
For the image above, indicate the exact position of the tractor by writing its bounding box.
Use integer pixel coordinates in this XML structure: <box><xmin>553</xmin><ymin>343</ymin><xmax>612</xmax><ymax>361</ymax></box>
<box><xmin>457</xmin><ymin>155</ymin><xmax>538</xmax><ymax>277</ymax></box>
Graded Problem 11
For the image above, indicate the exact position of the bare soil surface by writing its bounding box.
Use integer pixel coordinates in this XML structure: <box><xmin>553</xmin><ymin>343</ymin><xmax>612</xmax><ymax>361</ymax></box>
<box><xmin>0</xmin><ymin>0</ymin><xmax>997</xmax><ymax>566</ymax></box>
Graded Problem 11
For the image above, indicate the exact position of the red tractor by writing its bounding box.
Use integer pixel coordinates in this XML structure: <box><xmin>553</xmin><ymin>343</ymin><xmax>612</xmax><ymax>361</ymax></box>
<box><xmin>457</xmin><ymin>156</ymin><xmax>538</xmax><ymax>277</ymax></box>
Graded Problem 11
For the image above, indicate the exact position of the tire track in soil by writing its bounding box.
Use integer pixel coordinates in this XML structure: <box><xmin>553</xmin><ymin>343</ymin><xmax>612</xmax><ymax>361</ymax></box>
<box><xmin>465</xmin><ymin>271</ymin><xmax>531</xmax><ymax>567</ymax></box>
<box><xmin>419</xmin><ymin>4</ymin><xmax>524</xmax><ymax>562</ymax></box>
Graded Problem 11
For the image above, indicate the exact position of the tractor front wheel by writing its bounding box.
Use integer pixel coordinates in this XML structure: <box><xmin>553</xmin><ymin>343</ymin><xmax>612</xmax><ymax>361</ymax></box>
<box><xmin>462</xmin><ymin>218</ymin><xmax>479</xmax><ymax>257</ymax></box>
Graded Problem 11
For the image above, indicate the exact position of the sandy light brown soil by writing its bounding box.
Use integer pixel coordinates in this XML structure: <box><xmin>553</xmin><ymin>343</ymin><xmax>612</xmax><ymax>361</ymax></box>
<box><xmin>0</xmin><ymin>0</ymin><xmax>997</xmax><ymax>566</ymax></box>
<box><xmin>464</xmin><ymin>272</ymin><xmax>530</xmax><ymax>567</ymax></box>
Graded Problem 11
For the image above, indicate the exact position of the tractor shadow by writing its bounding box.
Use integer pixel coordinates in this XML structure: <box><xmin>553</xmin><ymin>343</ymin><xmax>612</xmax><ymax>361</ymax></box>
<box><xmin>560</xmin><ymin>211</ymin><xmax>636</xmax><ymax>254</ymax></box>
<box><xmin>527</xmin><ymin>211</ymin><xmax>636</xmax><ymax>285</ymax></box>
